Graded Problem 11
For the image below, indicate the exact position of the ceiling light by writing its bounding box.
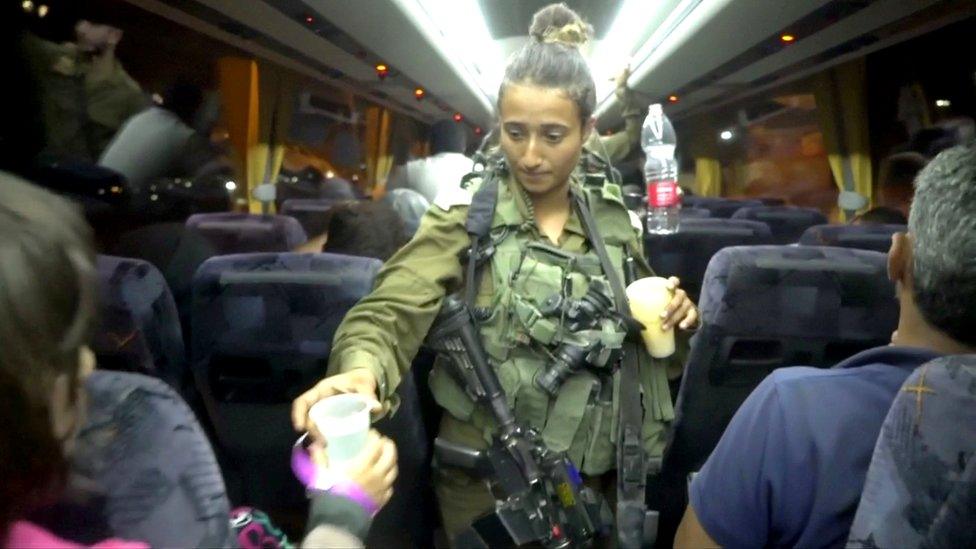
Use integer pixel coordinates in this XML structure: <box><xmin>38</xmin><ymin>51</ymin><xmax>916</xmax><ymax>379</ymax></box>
<box><xmin>225</xmin><ymin>181</ymin><xmax>237</xmax><ymax>192</ymax></box>
<box><xmin>668</xmin><ymin>95</ymin><xmax>680</xmax><ymax>103</ymax></box>
<box><xmin>780</xmin><ymin>34</ymin><xmax>795</xmax><ymax>43</ymax></box>
<box><xmin>22</xmin><ymin>1</ymin><xmax>33</xmax><ymax>12</ymax></box>
<box><xmin>720</xmin><ymin>129</ymin><xmax>734</xmax><ymax>141</ymax></box>
<box><xmin>935</xmin><ymin>99</ymin><xmax>951</xmax><ymax>108</ymax></box>
<box><xmin>414</xmin><ymin>87</ymin><xmax>426</xmax><ymax>100</ymax></box>
<box><xmin>453</xmin><ymin>113</ymin><xmax>463</xmax><ymax>122</ymax></box>
<box><xmin>37</xmin><ymin>4</ymin><xmax>48</xmax><ymax>17</ymax></box>
<box><xmin>304</xmin><ymin>15</ymin><xmax>315</xmax><ymax>24</ymax></box>
<box><xmin>474</xmin><ymin>127</ymin><xmax>483</xmax><ymax>135</ymax></box>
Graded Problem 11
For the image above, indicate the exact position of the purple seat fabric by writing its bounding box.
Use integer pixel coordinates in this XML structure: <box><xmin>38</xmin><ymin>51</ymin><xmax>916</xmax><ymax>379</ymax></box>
<box><xmin>280</xmin><ymin>198</ymin><xmax>342</xmax><ymax>238</ymax></box>
<box><xmin>93</xmin><ymin>255</ymin><xmax>187</xmax><ymax>392</ymax></box>
<box><xmin>731</xmin><ymin>205</ymin><xmax>829</xmax><ymax>245</ymax></box>
<box><xmin>799</xmin><ymin>223</ymin><xmax>906</xmax><ymax>253</ymax></box>
<box><xmin>186</xmin><ymin>213</ymin><xmax>307</xmax><ymax>254</ymax></box>
<box><xmin>682</xmin><ymin>197</ymin><xmax>763</xmax><ymax>218</ymax></box>
<box><xmin>644</xmin><ymin>218</ymin><xmax>773</xmax><ymax>301</ymax></box>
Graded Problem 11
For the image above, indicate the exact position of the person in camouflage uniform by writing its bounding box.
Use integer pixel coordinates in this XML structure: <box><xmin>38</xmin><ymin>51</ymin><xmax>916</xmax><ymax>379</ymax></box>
<box><xmin>292</xmin><ymin>3</ymin><xmax>699</xmax><ymax>540</ymax></box>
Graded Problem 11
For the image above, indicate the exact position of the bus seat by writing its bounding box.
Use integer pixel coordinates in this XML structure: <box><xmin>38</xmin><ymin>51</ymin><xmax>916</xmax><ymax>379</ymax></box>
<box><xmin>644</xmin><ymin>218</ymin><xmax>773</xmax><ymax>302</ymax></box>
<box><xmin>731</xmin><ymin>205</ymin><xmax>829</xmax><ymax>244</ymax></box>
<box><xmin>186</xmin><ymin>213</ymin><xmax>307</xmax><ymax>254</ymax></box>
<box><xmin>93</xmin><ymin>255</ymin><xmax>187</xmax><ymax>393</ymax></box>
<box><xmin>681</xmin><ymin>197</ymin><xmax>763</xmax><ymax>218</ymax></box>
<box><xmin>656</xmin><ymin>245</ymin><xmax>898</xmax><ymax>547</ymax></box>
<box><xmin>800</xmin><ymin>223</ymin><xmax>906</xmax><ymax>253</ymax></box>
<box><xmin>73</xmin><ymin>370</ymin><xmax>232</xmax><ymax>548</ymax></box>
<box><xmin>679</xmin><ymin>206</ymin><xmax>711</xmax><ymax>219</ymax></box>
<box><xmin>848</xmin><ymin>355</ymin><xmax>976</xmax><ymax>549</ymax></box>
<box><xmin>280</xmin><ymin>199</ymin><xmax>340</xmax><ymax>238</ymax></box>
<box><xmin>191</xmin><ymin>252</ymin><xmax>436</xmax><ymax>544</ymax></box>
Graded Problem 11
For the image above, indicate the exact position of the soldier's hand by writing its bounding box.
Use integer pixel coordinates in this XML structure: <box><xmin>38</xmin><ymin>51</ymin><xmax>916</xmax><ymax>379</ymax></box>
<box><xmin>292</xmin><ymin>369</ymin><xmax>381</xmax><ymax>433</ymax></box>
<box><xmin>614</xmin><ymin>65</ymin><xmax>632</xmax><ymax>101</ymax></box>
<box><xmin>661</xmin><ymin>276</ymin><xmax>700</xmax><ymax>331</ymax></box>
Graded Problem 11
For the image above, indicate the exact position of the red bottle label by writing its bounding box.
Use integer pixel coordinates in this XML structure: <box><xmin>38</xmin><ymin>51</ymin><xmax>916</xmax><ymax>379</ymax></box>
<box><xmin>647</xmin><ymin>180</ymin><xmax>679</xmax><ymax>208</ymax></box>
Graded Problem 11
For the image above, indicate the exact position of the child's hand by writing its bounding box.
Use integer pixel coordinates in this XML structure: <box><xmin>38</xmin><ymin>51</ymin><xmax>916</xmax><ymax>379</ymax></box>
<box><xmin>311</xmin><ymin>430</ymin><xmax>398</xmax><ymax>509</ymax></box>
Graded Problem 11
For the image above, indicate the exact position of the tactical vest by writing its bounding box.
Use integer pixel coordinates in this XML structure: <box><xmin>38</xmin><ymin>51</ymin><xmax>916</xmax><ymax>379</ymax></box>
<box><xmin>429</xmin><ymin>173</ymin><xmax>675</xmax><ymax>476</ymax></box>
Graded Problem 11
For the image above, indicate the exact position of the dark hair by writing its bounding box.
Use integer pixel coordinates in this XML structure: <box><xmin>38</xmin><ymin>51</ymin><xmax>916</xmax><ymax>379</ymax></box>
<box><xmin>853</xmin><ymin>206</ymin><xmax>907</xmax><ymax>225</ymax></box>
<box><xmin>497</xmin><ymin>3</ymin><xmax>596</xmax><ymax>125</ymax></box>
<box><xmin>162</xmin><ymin>82</ymin><xmax>204</xmax><ymax>126</ymax></box>
<box><xmin>878</xmin><ymin>152</ymin><xmax>927</xmax><ymax>193</ymax></box>
<box><xmin>0</xmin><ymin>172</ymin><xmax>97</xmax><ymax>539</ymax></box>
<box><xmin>430</xmin><ymin>120</ymin><xmax>467</xmax><ymax>155</ymax></box>
<box><xmin>322</xmin><ymin>200</ymin><xmax>408</xmax><ymax>261</ymax></box>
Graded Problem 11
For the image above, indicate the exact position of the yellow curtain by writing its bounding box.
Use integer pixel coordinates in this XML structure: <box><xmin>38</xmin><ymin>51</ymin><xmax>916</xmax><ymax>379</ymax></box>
<box><xmin>364</xmin><ymin>106</ymin><xmax>394</xmax><ymax>199</ymax></box>
<box><xmin>251</xmin><ymin>62</ymin><xmax>298</xmax><ymax>213</ymax></box>
<box><xmin>218</xmin><ymin>57</ymin><xmax>259</xmax><ymax>211</ymax></box>
<box><xmin>687</xmin><ymin>116</ymin><xmax>723</xmax><ymax>197</ymax></box>
<box><xmin>813</xmin><ymin>59</ymin><xmax>873</xmax><ymax>220</ymax></box>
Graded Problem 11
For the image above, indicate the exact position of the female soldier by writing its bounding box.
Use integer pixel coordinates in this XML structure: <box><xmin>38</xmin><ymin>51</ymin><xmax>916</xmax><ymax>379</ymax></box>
<box><xmin>292</xmin><ymin>3</ymin><xmax>699</xmax><ymax>540</ymax></box>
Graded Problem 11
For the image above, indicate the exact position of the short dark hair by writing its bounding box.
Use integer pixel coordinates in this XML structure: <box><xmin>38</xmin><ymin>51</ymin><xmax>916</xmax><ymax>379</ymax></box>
<box><xmin>854</xmin><ymin>206</ymin><xmax>907</xmax><ymax>225</ymax></box>
<box><xmin>430</xmin><ymin>120</ymin><xmax>467</xmax><ymax>155</ymax></box>
<box><xmin>498</xmin><ymin>3</ymin><xmax>596</xmax><ymax>125</ymax></box>
<box><xmin>322</xmin><ymin>200</ymin><xmax>407</xmax><ymax>262</ymax></box>
<box><xmin>909</xmin><ymin>144</ymin><xmax>976</xmax><ymax>346</ymax></box>
<box><xmin>878</xmin><ymin>152</ymin><xmax>927</xmax><ymax>193</ymax></box>
<box><xmin>0</xmin><ymin>172</ymin><xmax>97</xmax><ymax>538</ymax></box>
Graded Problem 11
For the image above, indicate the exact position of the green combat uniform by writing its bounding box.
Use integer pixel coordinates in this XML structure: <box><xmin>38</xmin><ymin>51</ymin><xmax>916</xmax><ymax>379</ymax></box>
<box><xmin>583</xmin><ymin>88</ymin><xmax>643</xmax><ymax>166</ymax></box>
<box><xmin>327</xmin><ymin>170</ymin><xmax>687</xmax><ymax>538</ymax></box>
<box><xmin>24</xmin><ymin>34</ymin><xmax>147</xmax><ymax>161</ymax></box>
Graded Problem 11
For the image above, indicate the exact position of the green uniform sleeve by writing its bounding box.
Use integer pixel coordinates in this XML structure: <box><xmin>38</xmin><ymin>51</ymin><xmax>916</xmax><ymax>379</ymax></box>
<box><xmin>596</xmin><ymin>93</ymin><xmax>644</xmax><ymax>163</ymax></box>
<box><xmin>327</xmin><ymin>203</ymin><xmax>471</xmax><ymax>405</ymax></box>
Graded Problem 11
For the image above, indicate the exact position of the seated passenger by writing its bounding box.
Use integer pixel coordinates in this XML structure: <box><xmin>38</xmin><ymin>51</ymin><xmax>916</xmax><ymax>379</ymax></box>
<box><xmin>875</xmin><ymin>151</ymin><xmax>927</xmax><ymax>217</ymax></box>
<box><xmin>298</xmin><ymin>200</ymin><xmax>408</xmax><ymax>262</ymax></box>
<box><xmin>0</xmin><ymin>172</ymin><xmax>398</xmax><ymax>548</ymax></box>
<box><xmin>386</xmin><ymin>119</ymin><xmax>472</xmax><ymax>203</ymax></box>
<box><xmin>675</xmin><ymin>144</ymin><xmax>976</xmax><ymax>548</ymax></box>
<box><xmin>852</xmin><ymin>206</ymin><xmax>908</xmax><ymax>225</ymax></box>
<box><xmin>382</xmin><ymin>188</ymin><xmax>430</xmax><ymax>238</ymax></box>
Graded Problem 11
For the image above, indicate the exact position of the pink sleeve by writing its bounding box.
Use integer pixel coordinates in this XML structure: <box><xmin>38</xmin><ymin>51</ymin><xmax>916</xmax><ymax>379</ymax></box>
<box><xmin>6</xmin><ymin>521</ymin><xmax>149</xmax><ymax>549</ymax></box>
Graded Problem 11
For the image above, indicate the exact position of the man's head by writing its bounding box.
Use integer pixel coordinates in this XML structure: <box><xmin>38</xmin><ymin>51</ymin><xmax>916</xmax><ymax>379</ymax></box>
<box><xmin>876</xmin><ymin>152</ymin><xmax>927</xmax><ymax>216</ymax></box>
<box><xmin>888</xmin><ymin>144</ymin><xmax>976</xmax><ymax>350</ymax></box>
<box><xmin>74</xmin><ymin>19</ymin><xmax>122</xmax><ymax>53</ymax></box>
<box><xmin>430</xmin><ymin>120</ymin><xmax>467</xmax><ymax>155</ymax></box>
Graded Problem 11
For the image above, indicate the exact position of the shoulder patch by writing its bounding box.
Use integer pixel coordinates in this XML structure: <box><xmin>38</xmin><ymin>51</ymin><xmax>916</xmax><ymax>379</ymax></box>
<box><xmin>433</xmin><ymin>182</ymin><xmax>473</xmax><ymax>211</ymax></box>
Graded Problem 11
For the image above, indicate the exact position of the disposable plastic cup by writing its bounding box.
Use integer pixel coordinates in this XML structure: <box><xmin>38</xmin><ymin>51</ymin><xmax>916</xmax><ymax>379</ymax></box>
<box><xmin>626</xmin><ymin>276</ymin><xmax>676</xmax><ymax>358</ymax></box>
<box><xmin>309</xmin><ymin>394</ymin><xmax>371</xmax><ymax>470</ymax></box>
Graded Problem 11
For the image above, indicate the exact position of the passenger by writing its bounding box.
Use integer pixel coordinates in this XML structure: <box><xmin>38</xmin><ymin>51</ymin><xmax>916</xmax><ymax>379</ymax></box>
<box><xmin>876</xmin><ymin>151</ymin><xmax>927</xmax><ymax>217</ymax></box>
<box><xmin>675</xmin><ymin>144</ymin><xmax>976</xmax><ymax>548</ymax></box>
<box><xmin>320</xmin><ymin>200</ymin><xmax>409</xmax><ymax>262</ymax></box>
<box><xmin>583</xmin><ymin>65</ymin><xmax>643</xmax><ymax>170</ymax></box>
<box><xmin>0</xmin><ymin>172</ymin><xmax>397</xmax><ymax>548</ymax></box>
<box><xmin>386</xmin><ymin>119</ymin><xmax>472</xmax><ymax>203</ymax></box>
<box><xmin>382</xmin><ymin>188</ymin><xmax>431</xmax><ymax>238</ymax></box>
<box><xmin>852</xmin><ymin>206</ymin><xmax>908</xmax><ymax>225</ymax></box>
<box><xmin>23</xmin><ymin>17</ymin><xmax>147</xmax><ymax>162</ymax></box>
<box><xmin>292</xmin><ymin>2</ymin><xmax>698</xmax><ymax>541</ymax></box>
<box><xmin>98</xmin><ymin>82</ymin><xmax>220</xmax><ymax>193</ymax></box>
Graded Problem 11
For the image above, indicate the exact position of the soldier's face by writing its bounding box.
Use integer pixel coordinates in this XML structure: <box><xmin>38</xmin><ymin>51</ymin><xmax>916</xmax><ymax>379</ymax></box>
<box><xmin>498</xmin><ymin>83</ymin><xmax>591</xmax><ymax>198</ymax></box>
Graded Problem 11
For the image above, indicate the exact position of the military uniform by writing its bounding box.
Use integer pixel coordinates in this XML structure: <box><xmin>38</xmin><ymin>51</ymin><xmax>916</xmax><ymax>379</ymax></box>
<box><xmin>583</xmin><ymin>88</ymin><xmax>643</xmax><ymax>166</ymax></box>
<box><xmin>327</xmin><ymin>170</ymin><xmax>687</xmax><ymax>537</ymax></box>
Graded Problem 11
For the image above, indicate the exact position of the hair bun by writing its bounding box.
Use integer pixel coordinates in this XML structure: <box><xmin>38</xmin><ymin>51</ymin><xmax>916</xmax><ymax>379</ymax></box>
<box><xmin>528</xmin><ymin>3</ymin><xmax>592</xmax><ymax>48</ymax></box>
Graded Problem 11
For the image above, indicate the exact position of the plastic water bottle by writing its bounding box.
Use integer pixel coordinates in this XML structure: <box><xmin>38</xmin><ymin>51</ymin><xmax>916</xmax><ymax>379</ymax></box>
<box><xmin>642</xmin><ymin>104</ymin><xmax>680</xmax><ymax>234</ymax></box>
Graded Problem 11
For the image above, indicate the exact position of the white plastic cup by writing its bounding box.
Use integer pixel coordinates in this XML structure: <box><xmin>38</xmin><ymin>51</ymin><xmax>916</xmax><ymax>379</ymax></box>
<box><xmin>309</xmin><ymin>394</ymin><xmax>371</xmax><ymax>470</ymax></box>
<box><xmin>626</xmin><ymin>276</ymin><xmax>676</xmax><ymax>358</ymax></box>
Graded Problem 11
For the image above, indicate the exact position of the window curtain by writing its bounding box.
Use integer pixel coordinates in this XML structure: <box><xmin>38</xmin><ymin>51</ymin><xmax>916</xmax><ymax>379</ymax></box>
<box><xmin>217</xmin><ymin>57</ymin><xmax>259</xmax><ymax>211</ymax></box>
<box><xmin>813</xmin><ymin>59</ymin><xmax>873</xmax><ymax>220</ymax></box>
<box><xmin>687</xmin><ymin>116</ymin><xmax>722</xmax><ymax>197</ymax></box>
<box><xmin>364</xmin><ymin>105</ymin><xmax>394</xmax><ymax>199</ymax></box>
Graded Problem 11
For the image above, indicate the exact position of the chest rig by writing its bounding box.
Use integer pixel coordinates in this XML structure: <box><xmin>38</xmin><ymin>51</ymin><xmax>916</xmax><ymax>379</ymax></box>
<box><xmin>428</xmin><ymin>159</ymin><xmax>667</xmax><ymax>478</ymax></box>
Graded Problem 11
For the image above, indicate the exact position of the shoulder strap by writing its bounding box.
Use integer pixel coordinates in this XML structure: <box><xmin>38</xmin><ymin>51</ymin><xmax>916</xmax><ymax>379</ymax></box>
<box><xmin>571</xmin><ymin>187</ymin><xmax>650</xmax><ymax>548</ymax></box>
<box><xmin>462</xmin><ymin>159</ymin><xmax>506</xmax><ymax>310</ymax></box>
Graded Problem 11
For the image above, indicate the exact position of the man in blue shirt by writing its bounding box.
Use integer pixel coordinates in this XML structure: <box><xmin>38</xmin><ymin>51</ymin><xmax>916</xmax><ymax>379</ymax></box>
<box><xmin>675</xmin><ymin>144</ymin><xmax>976</xmax><ymax>548</ymax></box>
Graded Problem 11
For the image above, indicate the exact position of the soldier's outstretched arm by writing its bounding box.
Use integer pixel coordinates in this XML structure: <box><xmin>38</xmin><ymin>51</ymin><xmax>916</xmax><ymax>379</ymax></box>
<box><xmin>292</xmin><ymin>193</ymin><xmax>471</xmax><ymax>431</ymax></box>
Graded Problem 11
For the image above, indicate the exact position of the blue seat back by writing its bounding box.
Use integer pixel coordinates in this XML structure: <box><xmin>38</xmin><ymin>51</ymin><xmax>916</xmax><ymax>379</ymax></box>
<box><xmin>800</xmin><ymin>223</ymin><xmax>906</xmax><ymax>253</ymax></box>
<box><xmin>664</xmin><ymin>245</ymin><xmax>898</xmax><ymax>477</ymax></box>
<box><xmin>679</xmin><ymin>206</ymin><xmax>711</xmax><ymax>219</ymax></box>
<box><xmin>73</xmin><ymin>371</ymin><xmax>231</xmax><ymax>547</ymax></box>
<box><xmin>732</xmin><ymin>205</ymin><xmax>829</xmax><ymax>244</ymax></box>
<box><xmin>280</xmin><ymin>198</ymin><xmax>343</xmax><ymax>237</ymax></box>
<box><xmin>682</xmin><ymin>197</ymin><xmax>763</xmax><ymax>218</ymax></box>
<box><xmin>644</xmin><ymin>218</ymin><xmax>773</xmax><ymax>301</ymax></box>
<box><xmin>94</xmin><ymin>256</ymin><xmax>187</xmax><ymax>392</ymax></box>
<box><xmin>186</xmin><ymin>213</ymin><xmax>307</xmax><ymax>254</ymax></box>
